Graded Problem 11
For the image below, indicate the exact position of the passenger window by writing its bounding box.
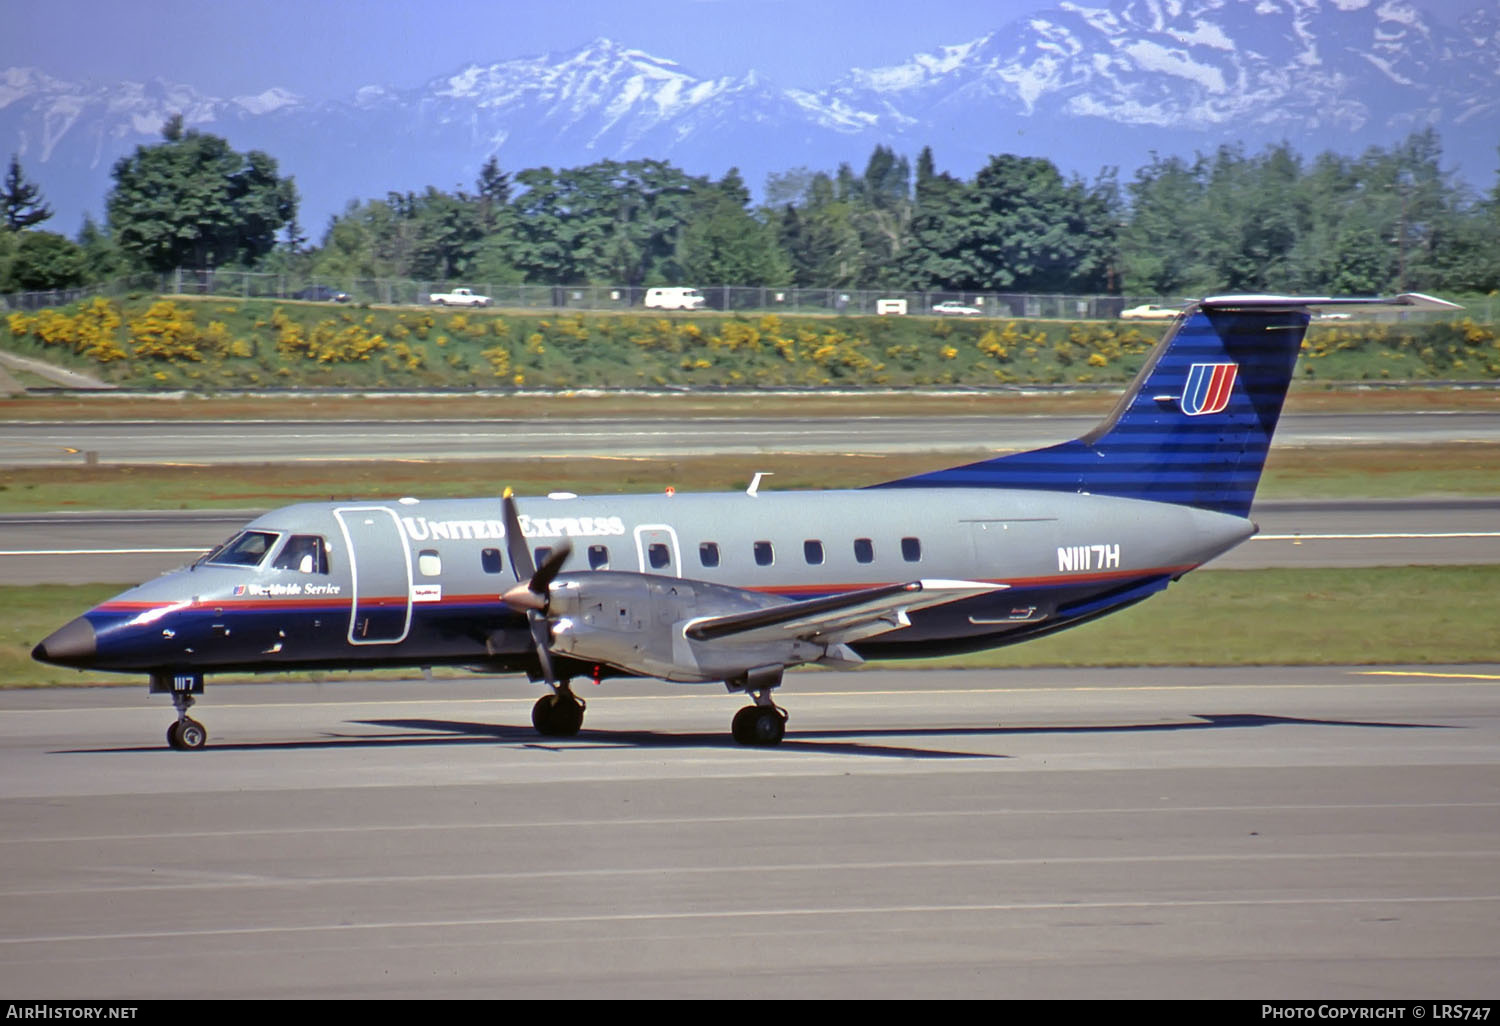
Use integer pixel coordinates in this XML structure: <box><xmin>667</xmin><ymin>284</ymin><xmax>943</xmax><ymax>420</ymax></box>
<box><xmin>699</xmin><ymin>542</ymin><xmax>720</xmax><ymax>568</ymax></box>
<box><xmin>588</xmin><ymin>545</ymin><xmax>610</xmax><ymax>570</ymax></box>
<box><xmin>754</xmin><ymin>541</ymin><xmax>774</xmax><ymax>566</ymax></box>
<box><xmin>417</xmin><ymin>549</ymin><xmax>442</xmax><ymax>577</ymax></box>
<box><xmin>205</xmin><ymin>530</ymin><xmax>280</xmax><ymax>568</ymax></box>
<box><xmin>273</xmin><ymin>534</ymin><xmax>329</xmax><ymax>574</ymax></box>
<box><xmin>901</xmin><ymin>537</ymin><xmax>922</xmax><ymax>562</ymax></box>
<box><xmin>803</xmin><ymin>540</ymin><xmax>824</xmax><ymax>565</ymax></box>
<box><xmin>534</xmin><ymin>546</ymin><xmax>553</xmax><ymax>568</ymax></box>
<box><xmin>481</xmin><ymin>548</ymin><xmax>503</xmax><ymax>574</ymax></box>
<box><xmin>648</xmin><ymin>543</ymin><xmax>670</xmax><ymax>569</ymax></box>
<box><xmin>854</xmin><ymin>538</ymin><xmax>874</xmax><ymax>564</ymax></box>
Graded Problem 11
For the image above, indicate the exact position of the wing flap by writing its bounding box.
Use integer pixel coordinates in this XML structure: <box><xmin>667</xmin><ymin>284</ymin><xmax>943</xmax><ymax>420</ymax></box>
<box><xmin>684</xmin><ymin>579</ymin><xmax>1005</xmax><ymax>647</ymax></box>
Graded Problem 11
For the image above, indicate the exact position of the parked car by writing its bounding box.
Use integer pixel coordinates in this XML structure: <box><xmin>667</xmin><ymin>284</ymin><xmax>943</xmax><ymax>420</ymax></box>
<box><xmin>1120</xmin><ymin>303</ymin><xmax>1180</xmax><ymax>320</ymax></box>
<box><xmin>644</xmin><ymin>287</ymin><xmax>706</xmax><ymax>310</ymax></box>
<box><xmin>429</xmin><ymin>287</ymin><xmax>492</xmax><ymax>307</ymax></box>
<box><xmin>292</xmin><ymin>285</ymin><xmax>350</xmax><ymax>303</ymax></box>
<box><xmin>932</xmin><ymin>300</ymin><xmax>981</xmax><ymax>316</ymax></box>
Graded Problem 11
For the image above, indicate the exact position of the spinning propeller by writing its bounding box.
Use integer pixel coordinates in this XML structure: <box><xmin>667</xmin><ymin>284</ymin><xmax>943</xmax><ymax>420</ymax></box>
<box><xmin>500</xmin><ymin>489</ymin><xmax>571</xmax><ymax>685</ymax></box>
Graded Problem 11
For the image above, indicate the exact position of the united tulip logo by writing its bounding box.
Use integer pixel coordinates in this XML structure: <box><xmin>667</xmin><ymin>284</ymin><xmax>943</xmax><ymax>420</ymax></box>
<box><xmin>1181</xmin><ymin>362</ymin><xmax>1238</xmax><ymax>416</ymax></box>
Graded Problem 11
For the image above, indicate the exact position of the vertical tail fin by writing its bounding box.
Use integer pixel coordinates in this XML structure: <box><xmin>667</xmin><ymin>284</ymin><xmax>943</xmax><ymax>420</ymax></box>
<box><xmin>877</xmin><ymin>294</ymin><xmax>1459</xmax><ymax>518</ymax></box>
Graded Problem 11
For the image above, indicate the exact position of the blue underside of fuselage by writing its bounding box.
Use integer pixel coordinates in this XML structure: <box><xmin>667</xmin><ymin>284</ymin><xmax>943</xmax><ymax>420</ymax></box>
<box><xmin>78</xmin><ymin>572</ymin><xmax>1174</xmax><ymax>677</ymax></box>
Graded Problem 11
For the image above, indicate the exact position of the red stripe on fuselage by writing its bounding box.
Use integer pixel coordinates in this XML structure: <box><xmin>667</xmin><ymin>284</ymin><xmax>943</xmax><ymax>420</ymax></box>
<box><xmin>93</xmin><ymin>568</ymin><xmax>1194</xmax><ymax>619</ymax></box>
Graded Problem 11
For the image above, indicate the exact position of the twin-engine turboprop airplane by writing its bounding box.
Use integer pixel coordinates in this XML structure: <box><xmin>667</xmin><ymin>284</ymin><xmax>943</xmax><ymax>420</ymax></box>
<box><xmin>33</xmin><ymin>294</ymin><xmax>1458</xmax><ymax>748</ymax></box>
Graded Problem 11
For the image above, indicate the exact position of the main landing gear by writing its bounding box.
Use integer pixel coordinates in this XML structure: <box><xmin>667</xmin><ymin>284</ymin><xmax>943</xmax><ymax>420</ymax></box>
<box><xmin>532</xmin><ymin>687</ymin><xmax>586</xmax><ymax>737</ymax></box>
<box><xmin>731</xmin><ymin>703</ymin><xmax>787</xmax><ymax>746</ymax></box>
<box><xmin>728</xmin><ymin>665</ymin><xmax>788</xmax><ymax>746</ymax></box>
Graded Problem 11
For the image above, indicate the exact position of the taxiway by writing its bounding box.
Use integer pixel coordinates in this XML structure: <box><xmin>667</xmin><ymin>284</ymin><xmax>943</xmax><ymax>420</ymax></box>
<box><xmin>0</xmin><ymin>666</ymin><xmax>1495</xmax><ymax>998</ymax></box>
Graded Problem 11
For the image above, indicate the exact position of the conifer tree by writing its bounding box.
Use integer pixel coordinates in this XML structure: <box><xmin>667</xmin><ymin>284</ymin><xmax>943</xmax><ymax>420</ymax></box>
<box><xmin>2</xmin><ymin>155</ymin><xmax>53</xmax><ymax>232</ymax></box>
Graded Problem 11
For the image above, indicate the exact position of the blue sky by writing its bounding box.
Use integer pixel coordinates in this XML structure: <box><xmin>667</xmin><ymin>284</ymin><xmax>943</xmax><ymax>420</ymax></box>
<box><xmin>7</xmin><ymin>1</ymin><xmax>1493</xmax><ymax>98</ymax></box>
<box><xmin>3</xmin><ymin>0</ymin><xmax>1063</xmax><ymax>96</ymax></box>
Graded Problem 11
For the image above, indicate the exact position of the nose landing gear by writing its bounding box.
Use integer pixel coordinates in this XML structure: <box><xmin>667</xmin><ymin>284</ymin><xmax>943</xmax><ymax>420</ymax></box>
<box><xmin>151</xmin><ymin>671</ymin><xmax>208</xmax><ymax>750</ymax></box>
<box><xmin>167</xmin><ymin>714</ymin><xmax>207</xmax><ymax>750</ymax></box>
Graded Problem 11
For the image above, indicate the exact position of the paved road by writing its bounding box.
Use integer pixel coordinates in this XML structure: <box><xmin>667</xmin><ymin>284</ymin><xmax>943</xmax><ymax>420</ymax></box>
<box><xmin>3</xmin><ymin>498</ymin><xmax>1496</xmax><ymax>585</ymax></box>
<box><xmin>0</xmin><ymin>351</ymin><xmax>114</xmax><ymax>392</ymax></box>
<box><xmin>0</xmin><ymin>666</ymin><xmax>1494</xmax><ymax>999</ymax></box>
<box><xmin>3</xmin><ymin>411</ymin><xmax>1499</xmax><ymax>466</ymax></box>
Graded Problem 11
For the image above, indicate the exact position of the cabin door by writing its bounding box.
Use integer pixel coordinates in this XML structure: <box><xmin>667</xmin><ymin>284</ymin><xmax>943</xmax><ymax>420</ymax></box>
<box><xmin>334</xmin><ymin>507</ymin><xmax>413</xmax><ymax>644</ymax></box>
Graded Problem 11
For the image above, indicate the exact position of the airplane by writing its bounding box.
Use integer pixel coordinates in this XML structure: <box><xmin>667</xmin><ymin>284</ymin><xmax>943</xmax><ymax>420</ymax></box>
<box><xmin>32</xmin><ymin>293</ymin><xmax>1459</xmax><ymax>749</ymax></box>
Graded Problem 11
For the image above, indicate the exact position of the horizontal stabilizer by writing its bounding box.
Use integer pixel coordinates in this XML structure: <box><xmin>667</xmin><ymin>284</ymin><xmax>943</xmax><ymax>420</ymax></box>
<box><xmin>1201</xmin><ymin>293</ymin><xmax>1462</xmax><ymax>314</ymax></box>
<box><xmin>684</xmin><ymin>579</ymin><xmax>1004</xmax><ymax>647</ymax></box>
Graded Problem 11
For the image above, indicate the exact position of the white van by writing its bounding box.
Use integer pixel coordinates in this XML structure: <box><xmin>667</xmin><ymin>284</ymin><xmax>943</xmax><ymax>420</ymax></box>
<box><xmin>644</xmin><ymin>287</ymin><xmax>706</xmax><ymax>311</ymax></box>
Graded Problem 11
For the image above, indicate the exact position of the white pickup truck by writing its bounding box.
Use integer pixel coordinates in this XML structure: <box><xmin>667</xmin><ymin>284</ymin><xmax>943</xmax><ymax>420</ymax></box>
<box><xmin>428</xmin><ymin>287</ymin><xmax>492</xmax><ymax>307</ymax></box>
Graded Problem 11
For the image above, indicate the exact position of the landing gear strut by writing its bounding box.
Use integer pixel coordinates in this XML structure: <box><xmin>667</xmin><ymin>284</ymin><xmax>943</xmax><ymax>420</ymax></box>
<box><xmin>728</xmin><ymin>665</ymin><xmax>787</xmax><ymax>746</ymax></box>
<box><xmin>532</xmin><ymin>687</ymin><xmax>586</xmax><ymax>737</ymax></box>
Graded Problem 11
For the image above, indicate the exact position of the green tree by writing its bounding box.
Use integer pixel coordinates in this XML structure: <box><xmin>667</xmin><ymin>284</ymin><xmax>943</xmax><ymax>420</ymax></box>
<box><xmin>75</xmin><ymin>215</ymin><xmax>125</xmax><ymax>282</ymax></box>
<box><xmin>899</xmin><ymin>156</ymin><xmax>971</xmax><ymax>288</ymax></box>
<box><xmin>106</xmin><ymin>121</ymin><xmax>297</xmax><ymax>271</ymax></box>
<box><xmin>475</xmin><ymin>156</ymin><xmax>512</xmax><ymax>236</ymax></box>
<box><xmin>409</xmin><ymin>187</ymin><xmax>486</xmax><ymax>281</ymax></box>
<box><xmin>0</xmin><ymin>230</ymin><xmax>87</xmax><ymax>291</ymax></box>
<box><xmin>774</xmin><ymin>172</ymin><xmax>864</xmax><ymax>287</ymax></box>
<box><xmin>901</xmin><ymin>153</ymin><xmax>1112</xmax><ymax>292</ymax></box>
<box><xmin>1118</xmin><ymin>153</ymin><xmax>1217</xmax><ymax>295</ymax></box>
<box><xmin>852</xmin><ymin>145</ymin><xmax>913</xmax><ymax>287</ymax></box>
<box><xmin>1433</xmin><ymin>147</ymin><xmax>1500</xmax><ymax>293</ymax></box>
<box><xmin>510</xmin><ymin>159</ymin><xmax>698</xmax><ymax>284</ymax></box>
<box><xmin>674</xmin><ymin>171</ymin><xmax>790</xmax><ymax>285</ymax></box>
<box><xmin>2</xmin><ymin>155</ymin><xmax>52</xmax><ymax>231</ymax></box>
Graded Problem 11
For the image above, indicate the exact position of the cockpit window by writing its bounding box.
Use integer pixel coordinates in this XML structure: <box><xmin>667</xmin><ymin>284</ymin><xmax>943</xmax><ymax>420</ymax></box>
<box><xmin>273</xmin><ymin>535</ymin><xmax>330</xmax><ymax>574</ymax></box>
<box><xmin>205</xmin><ymin>531</ymin><xmax>280</xmax><ymax>568</ymax></box>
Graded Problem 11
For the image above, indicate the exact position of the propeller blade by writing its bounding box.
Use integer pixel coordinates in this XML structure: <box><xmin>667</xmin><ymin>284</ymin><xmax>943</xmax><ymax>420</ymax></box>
<box><xmin>500</xmin><ymin>490</ymin><xmax>571</xmax><ymax>686</ymax></box>
<box><xmin>528</xmin><ymin>612</ymin><xmax>558</xmax><ymax>685</ymax></box>
<box><xmin>531</xmin><ymin>539</ymin><xmax>573</xmax><ymax>594</ymax></box>
<box><xmin>501</xmin><ymin>490</ymin><xmax>533</xmax><ymax>581</ymax></box>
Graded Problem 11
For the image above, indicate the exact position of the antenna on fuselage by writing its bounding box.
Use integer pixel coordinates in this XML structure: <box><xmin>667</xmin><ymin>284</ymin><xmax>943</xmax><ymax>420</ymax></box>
<box><xmin>747</xmin><ymin>472</ymin><xmax>773</xmax><ymax>498</ymax></box>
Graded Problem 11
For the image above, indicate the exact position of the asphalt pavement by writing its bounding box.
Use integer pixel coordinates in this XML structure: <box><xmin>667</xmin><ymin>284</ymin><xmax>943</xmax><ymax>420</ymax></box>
<box><xmin>0</xmin><ymin>666</ymin><xmax>1494</xmax><ymax>999</ymax></box>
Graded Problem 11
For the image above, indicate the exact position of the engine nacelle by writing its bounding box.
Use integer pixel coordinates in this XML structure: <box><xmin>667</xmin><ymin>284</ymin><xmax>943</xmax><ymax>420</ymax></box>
<box><xmin>544</xmin><ymin>571</ymin><xmax>829</xmax><ymax>682</ymax></box>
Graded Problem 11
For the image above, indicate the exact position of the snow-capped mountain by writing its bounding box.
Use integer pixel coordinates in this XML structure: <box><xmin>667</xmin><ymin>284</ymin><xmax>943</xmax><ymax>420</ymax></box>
<box><xmin>2</xmin><ymin>0</ymin><xmax>1496</xmax><ymax>238</ymax></box>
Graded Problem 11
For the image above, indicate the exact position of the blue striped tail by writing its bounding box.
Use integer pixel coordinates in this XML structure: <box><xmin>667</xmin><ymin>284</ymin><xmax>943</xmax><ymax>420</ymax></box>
<box><xmin>876</xmin><ymin>302</ymin><xmax>1311</xmax><ymax>517</ymax></box>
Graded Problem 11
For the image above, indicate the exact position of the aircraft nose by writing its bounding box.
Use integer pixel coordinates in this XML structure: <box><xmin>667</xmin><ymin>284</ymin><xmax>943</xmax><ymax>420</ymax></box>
<box><xmin>32</xmin><ymin>617</ymin><xmax>97</xmax><ymax>667</ymax></box>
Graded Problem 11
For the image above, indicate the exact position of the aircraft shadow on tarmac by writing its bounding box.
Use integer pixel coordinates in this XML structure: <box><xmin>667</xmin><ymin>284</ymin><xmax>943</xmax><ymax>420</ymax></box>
<box><xmin>63</xmin><ymin>710</ymin><xmax>1452</xmax><ymax>758</ymax></box>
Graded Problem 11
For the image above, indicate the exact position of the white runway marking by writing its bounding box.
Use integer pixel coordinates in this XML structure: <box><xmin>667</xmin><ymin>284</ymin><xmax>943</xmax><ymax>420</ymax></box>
<box><xmin>5</xmin><ymin>801</ymin><xmax>1497</xmax><ymax>846</ymax></box>
<box><xmin>2</xmin><ymin>849</ymin><xmax>1494</xmax><ymax>899</ymax></box>
<box><xmin>6</xmin><ymin>894</ymin><xmax>1499</xmax><ymax>946</ymax></box>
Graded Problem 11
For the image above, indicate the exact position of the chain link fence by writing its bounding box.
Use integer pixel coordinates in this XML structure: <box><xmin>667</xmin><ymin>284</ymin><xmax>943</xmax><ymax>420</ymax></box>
<box><xmin>150</xmin><ymin>270</ymin><xmax>1161</xmax><ymax>319</ymax></box>
<box><xmin>3</xmin><ymin>268</ymin><xmax>1490</xmax><ymax>322</ymax></box>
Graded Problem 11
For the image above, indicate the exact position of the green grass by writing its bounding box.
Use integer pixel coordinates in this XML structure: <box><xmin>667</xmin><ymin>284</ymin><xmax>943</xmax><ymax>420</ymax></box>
<box><xmin>4</xmin><ymin>294</ymin><xmax>1495</xmax><ymax>390</ymax></box>
<box><xmin>890</xmin><ymin>565</ymin><xmax>1500</xmax><ymax>669</ymax></box>
<box><xmin>6</xmin><ymin>567</ymin><xmax>1497</xmax><ymax>688</ymax></box>
<box><xmin>5</xmin><ymin>584</ymin><xmax>123</xmax><ymax>687</ymax></box>
<box><xmin>1</xmin><ymin>443</ymin><xmax>1496</xmax><ymax>514</ymax></box>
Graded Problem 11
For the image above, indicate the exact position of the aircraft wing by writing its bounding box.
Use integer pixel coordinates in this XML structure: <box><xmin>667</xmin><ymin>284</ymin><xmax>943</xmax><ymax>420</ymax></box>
<box><xmin>683</xmin><ymin>579</ymin><xmax>1005</xmax><ymax>647</ymax></box>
